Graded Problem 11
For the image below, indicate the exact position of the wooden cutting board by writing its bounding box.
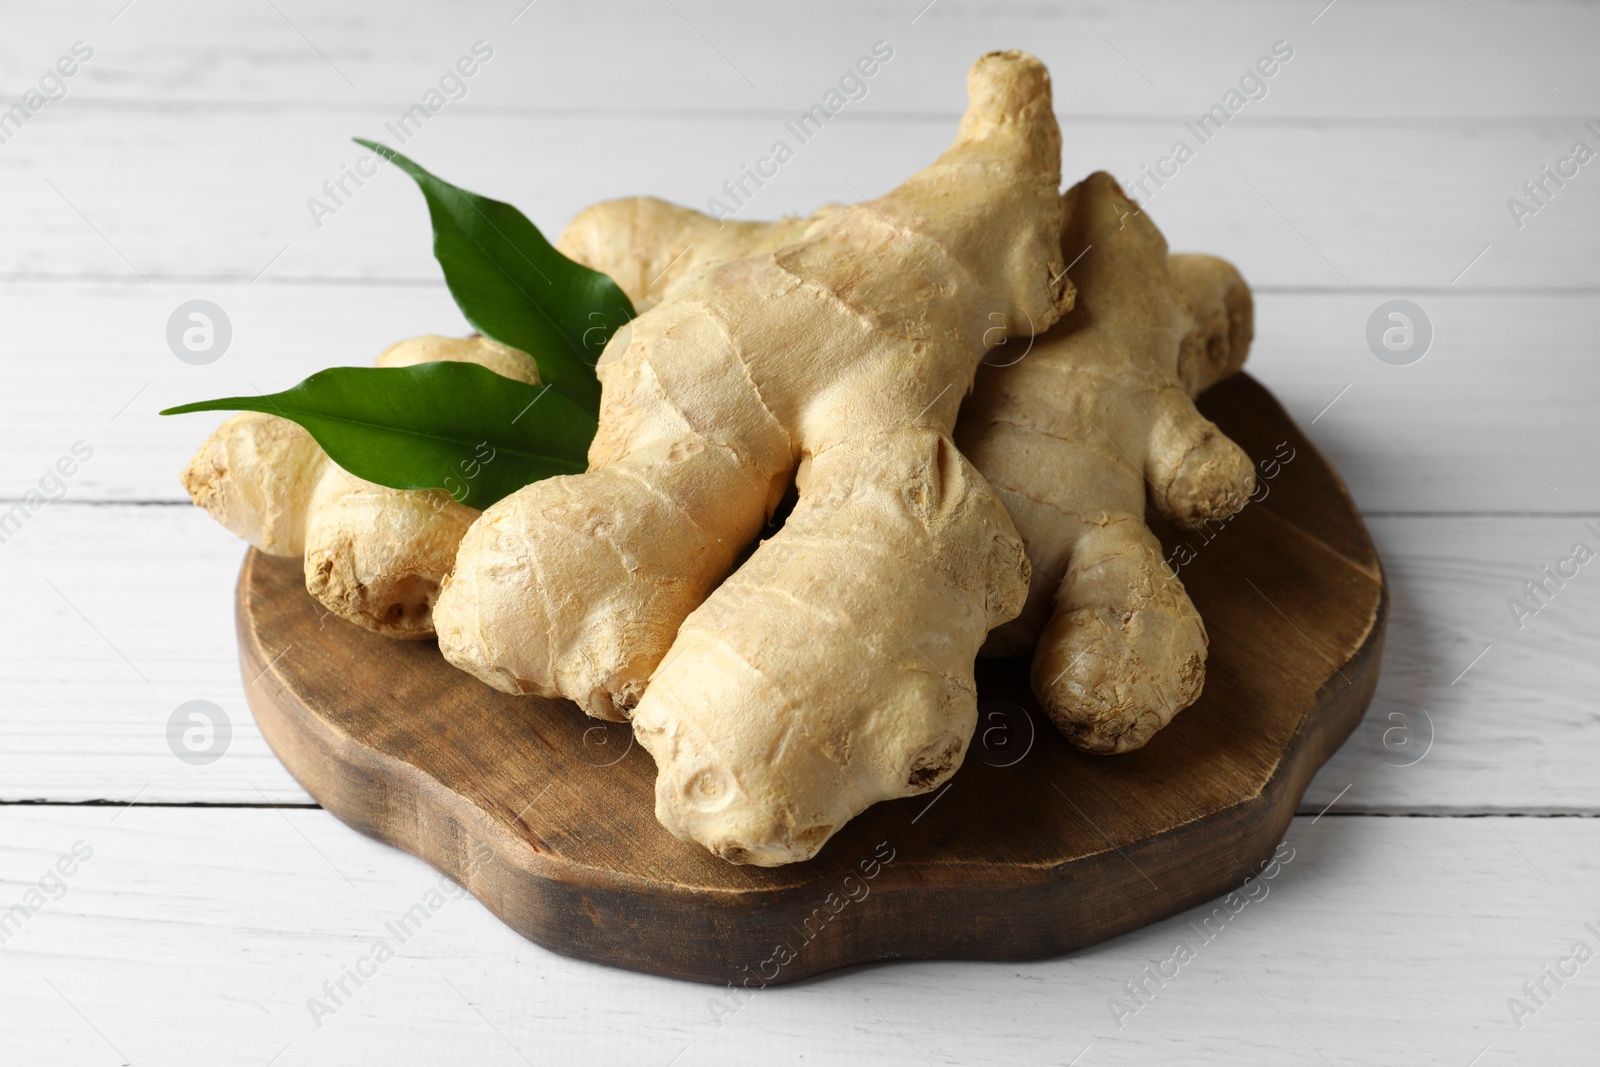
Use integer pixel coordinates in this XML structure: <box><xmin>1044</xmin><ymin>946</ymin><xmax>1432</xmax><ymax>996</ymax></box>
<box><xmin>237</xmin><ymin>373</ymin><xmax>1386</xmax><ymax>986</ymax></box>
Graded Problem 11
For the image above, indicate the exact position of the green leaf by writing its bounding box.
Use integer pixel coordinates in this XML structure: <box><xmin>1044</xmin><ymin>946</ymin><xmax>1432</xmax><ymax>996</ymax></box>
<box><xmin>161</xmin><ymin>362</ymin><xmax>596</xmax><ymax>509</ymax></box>
<box><xmin>356</xmin><ymin>138</ymin><xmax>633</xmax><ymax>415</ymax></box>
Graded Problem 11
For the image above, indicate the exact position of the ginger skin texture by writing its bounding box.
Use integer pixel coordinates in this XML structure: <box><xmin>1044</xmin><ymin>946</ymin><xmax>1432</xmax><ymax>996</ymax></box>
<box><xmin>959</xmin><ymin>173</ymin><xmax>1256</xmax><ymax>752</ymax></box>
<box><xmin>557</xmin><ymin>180</ymin><xmax>1255</xmax><ymax>755</ymax></box>
<box><xmin>435</xmin><ymin>52</ymin><xmax>1070</xmax><ymax>866</ymax></box>
<box><xmin>179</xmin><ymin>335</ymin><xmax>537</xmax><ymax>639</ymax></box>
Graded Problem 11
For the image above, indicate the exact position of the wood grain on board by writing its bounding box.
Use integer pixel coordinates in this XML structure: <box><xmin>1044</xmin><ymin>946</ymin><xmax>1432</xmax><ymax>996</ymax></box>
<box><xmin>235</xmin><ymin>374</ymin><xmax>1386</xmax><ymax>984</ymax></box>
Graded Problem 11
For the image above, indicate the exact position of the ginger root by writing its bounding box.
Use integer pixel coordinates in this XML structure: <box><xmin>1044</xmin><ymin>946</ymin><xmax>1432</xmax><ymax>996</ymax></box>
<box><xmin>960</xmin><ymin>173</ymin><xmax>1256</xmax><ymax>752</ymax></box>
<box><xmin>436</xmin><ymin>51</ymin><xmax>1069</xmax><ymax>864</ymax></box>
<box><xmin>555</xmin><ymin>180</ymin><xmax>1256</xmax><ymax>755</ymax></box>
<box><xmin>179</xmin><ymin>335</ymin><xmax>537</xmax><ymax>638</ymax></box>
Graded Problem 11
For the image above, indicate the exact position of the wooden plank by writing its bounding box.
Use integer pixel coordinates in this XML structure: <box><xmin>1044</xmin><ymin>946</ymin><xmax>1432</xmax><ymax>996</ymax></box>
<box><xmin>1302</xmin><ymin>512</ymin><xmax>1600</xmax><ymax>814</ymax></box>
<box><xmin>0</xmin><ymin>106</ymin><xmax>1592</xmax><ymax>290</ymax></box>
<box><xmin>1</xmin><ymin>806</ymin><xmax>1593</xmax><ymax>1063</ymax></box>
<box><xmin>1245</xmin><ymin>291</ymin><xmax>1595</xmax><ymax>515</ymax></box>
<box><xmin>1</xmin><ymin>507</ymin><xmax>1596</xmax><ymax>813</ymax></box>
<box><xmin>0</xmin><ymin>505</ymin><xmax>312</xmax><ymax>804</ymax></box>
<box><xmin>5</xmin><ymin>0</ymin><xmax>1593</xmax><ymax>118</ymax></box>
<box><xmin>1</xmin><ymin>285</ymin><xmax>1588</xmax><ymax>513</ymax></box>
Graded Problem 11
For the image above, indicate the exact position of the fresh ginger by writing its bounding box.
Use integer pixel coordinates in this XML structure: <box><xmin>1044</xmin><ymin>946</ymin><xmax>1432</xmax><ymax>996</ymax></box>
<box><xmin>434</xmin><ymin>51</ymin><xmax>1070</xmax><ymax>865</ymax></box>
<box><xmin>556</xmin><ymin>182</ymin><xmax>1255</xmax><ymax>754</ymax></box>
<box><xmin>179</xmin><ymin>335</ymin><xmax>537</xmax><ymax>638</ymax></box>
<box><xmin>959</xmin><ymin>173</ymin><xmax>1256</xmax><ymax>752</ymax></box>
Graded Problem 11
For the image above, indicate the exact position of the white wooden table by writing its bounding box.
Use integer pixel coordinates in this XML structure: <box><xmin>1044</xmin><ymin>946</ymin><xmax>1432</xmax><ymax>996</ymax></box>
<box><xmin>3</xmin><ymin>1</ymin><xmax>1596</xmax><ymax>1062</ymax></box>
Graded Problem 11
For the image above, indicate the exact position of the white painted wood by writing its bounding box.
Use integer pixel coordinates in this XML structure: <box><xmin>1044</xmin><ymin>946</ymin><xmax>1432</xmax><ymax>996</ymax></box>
<box><xmin>4</xmin><ymin>0</ymin><xmax>1593</xmax><ymax>118</ymax></box>
<box><xmin>1245</xmin><ymin>292</ymin><xmax>1596</xmax><ymax>515</ymax></box>
<box><xmin>0</xmin><ymin>505</ymin><xmax>312</xmax><ymax>804</ymax></box>
<box><xmin>2</xmin><ymin>286</ymin><xmax>1592</xmax><ymax>513</ymax></box>
<box><xmin>3</xmin><ymin>1</ymin><xmax>1597</xmax><ymax>1059</ymax></box>
<box><xmin>1303</xmin><ymin>514</ymin><xmax>1600</xmax><ymax>813</ymax></box>
<box><xmin>3</xmin><ymin>507</ymin><xmax>1597</xmax><ymax>812</ymax></box>
<box><xmin>0</xmin><ymin>107</ymin><xmax>1593</xmax><ymax>289</ymax></box>
<box><xmin>1</xmin><ymin>807</ymin><xmax>1594</xmax><ymax>1065</ymax></box>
